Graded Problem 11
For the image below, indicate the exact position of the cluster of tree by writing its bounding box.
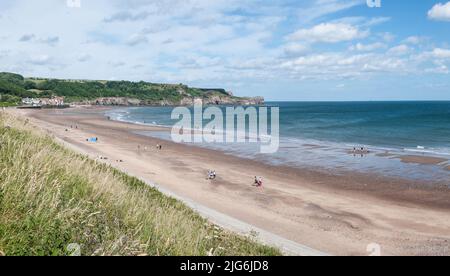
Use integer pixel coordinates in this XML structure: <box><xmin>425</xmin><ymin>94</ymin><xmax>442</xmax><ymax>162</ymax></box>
<box><xmin>0</xmin><ymin>72</ymin><xmax>229</xmax><ymax>105</ymax></box>
<box><xmin>0</xmin><ymin>73</ymin><xmax>39</xmax><ymax>105</ymax></box>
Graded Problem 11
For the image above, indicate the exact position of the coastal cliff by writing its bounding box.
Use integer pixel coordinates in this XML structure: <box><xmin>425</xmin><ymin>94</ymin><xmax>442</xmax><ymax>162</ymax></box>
<box><xmin>0</xmin><ymin>72</ymin><xmax>264</xmax><ymax>107</ymax></box>
<box><xmin>72</xmin><ymin>95</ymin><xmax>264</xmax><ymax>107</ymax></box>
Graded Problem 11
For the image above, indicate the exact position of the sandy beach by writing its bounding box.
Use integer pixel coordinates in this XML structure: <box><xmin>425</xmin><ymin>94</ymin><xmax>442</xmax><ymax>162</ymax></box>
<box><xmin>11</xmin><ymin>107</ymin><xmax>450</xmax><ymax>256</ymax></box>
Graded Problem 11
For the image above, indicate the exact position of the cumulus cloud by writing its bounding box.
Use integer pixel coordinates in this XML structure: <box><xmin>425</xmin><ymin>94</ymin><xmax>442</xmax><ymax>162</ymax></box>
<box><xmin>380</xmin><ymin>32</ymin><xmax>395</xmax><ymax>42</ymax></box>
<box><xmin>19</xmin><ymin>34</ymin><xmax>35</xmax><ymax>42</ymax></box>
<box><xmin>279</xmin><ymin>51</ymin><xmax>410</xmax><ymax>80</ymax></box>
<box><xmin>109</xmin><ymin>61</ymin><xmax>126</xmax><ymax>67</ymax></box>
<box><xmin>28</xmin><ymin>55</ymin><xmax>52</xmax><ymax>65</ymax></box>
<box><xmin>402</xmin><ymin>36</ymin><xmax>424</xmax><ymax>45</ymax></box>
<box><xmin>432</xmin><ymin>48</ymin><xmax>450</xmax><ymax>59</ymax></box>
<box><xmin>387</xmin><ymin>45</ymin><xmax>411</xmax><ymax>56</ymax></box>
<box><xmin>39</xmin><ymin>36</ymin><xmax>59</xmax><ymax>46</ymax></box>
<box><xmin>77</xmin><ymin>53</ymin><xmax>91</xmax><ymax>62</ymax></box>
<box><xmin>283</xmin><ymin>43</ymin><xmax>309</xmax><ymax>57</ymax></box>
<box><xmin>349</xmin><ymin>42</ymin><xmax>386</xmax><ymax>52</ymax></box>
<box><xmin>425</xmin><ymin>65</ymin><xmax>449</xmax><ymax>74</ymax></box>
<box><xmin>287</xmin><ymin>23</ymin><xmax>368</xmax><ymax>43</ymax></box>
<box><xmin>428</xmin><ymin>2</ymin><xmax>450</xmax><ymax>21</ymax></box>
<box><xmin>19</xmin><ymin>34</ymin><xmax>59</xmax><ymax>46</ymax></box>
<box><xmin>104</xmin><ymin>11</ymin><xmax>150</xmax><ymax>23</ymax></box>
<box><xmin>125</xmin><ymin>34</ymin><xmax>148</xmax><ymax>46</ymax></box>
<box><xmin>1</xmin><ymin>0</ymin><xmax>449</xmax><ymax>93</ymax></box>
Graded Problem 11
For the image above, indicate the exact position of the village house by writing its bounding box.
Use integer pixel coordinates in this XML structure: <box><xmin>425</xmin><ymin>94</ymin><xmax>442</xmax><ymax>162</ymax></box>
<box><xmin>22</xmin><ymin>96</ymin><xmax>65</xmax><ymax>107</ymax></box>
<box><xmin>21</xmin><ymin>98</ymin><xmax>41</xmax><ymax>107</ymax></box>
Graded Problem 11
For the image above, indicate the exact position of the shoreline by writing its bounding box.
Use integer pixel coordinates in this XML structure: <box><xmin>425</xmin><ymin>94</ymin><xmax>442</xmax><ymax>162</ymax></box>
<box><xmin>11</xmin><ymin>107</ymin><xmax>450</xmax><ymax>256</ymax></box>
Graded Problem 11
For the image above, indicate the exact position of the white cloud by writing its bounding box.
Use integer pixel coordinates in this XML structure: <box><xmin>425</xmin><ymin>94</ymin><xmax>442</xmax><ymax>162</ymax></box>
<box><xmin>297</xmin><ymin>0</ymin><xmax>363</xmax><ymax>23</ymax></box>
<box><xmin>18</xmin><ymin>34</ymin><xmax>59</xmax><ymax>46</ymax></box>
<box><xmin>402</xmin><ymin>36</ymin><xmax>424</xmax><ymax>45</ymax></box>
<box><xmin>349</xmin><ymin>42</ymin><xmax>386</xmax><ymax>52</ymax></box>
<box><xmin>0</xmin><ymin>0</ymin><xmax>448</xmax><ymax>93</ymax></box>
<box><xmin>283</xmin><ymin>43</ymin><xmax>309</xmax><ymax>57</ymax></box>
<box><xmin>125</xmin><ymin>34</ymin><xmax>148</xmax><ymax>46</ymax></box>
<box><xmin>287</xmin><ymin>23</ymin><xmax>368</xmax><ymax>43</ymax></box>
<box><xmin>332</xmin><ymin>16</ymin><xmax>390</xmax><ymax>28</ymax></box>
<box><xmin>425</xmin><ymin>64</ymin><xmax>449</xmax><ymax>74</ymax></box>
<box><xmin>428</xmin><ymin>2</ymin><xmax>450</xmax><ymax>21</ymax></box>
<box><xmin>279</xmin><ymin>51</ymin><xmax>411</xmax><ymax>80</ymax></box>
<box><xmin>432</xmin><ymin>48</ymin><xmax>450</xmax><ymax>59</ymax></box>
<box><xmin>387</xmin><ymin>45</ymin><xmax>411</xmax><ymax>56</ymax></box>
<box><xmin>38</xmin><ymin>36</ymin><xmax>59</xmax><ymax>46</ymax></box>
<box><xmin>28</xmin><ymin>54</ymin><xmax>51</xmax><ymax>65</ymax></box>
<box><xmin>109</xmin><ymin>61</ymin><xmax>126</xmax><ymax>67</ymax></box>
<box><xmin>380</xmin><ymin>32</ymin><xmax>395</xmax><ymax>42</ymax></box>
<box><xmin>19</xmin><ymin>34</ymin><xmax>35</xmax><ymax>42</ymax></box>
<box><xmin>77</xmin><ymin>53</ymin><xmax>91</xmax><ymax>62</ymax></box>
<box><xmin>104</xmin><ymin>11</ymin><xmax>150</xmax><ymax>23</ymax></box>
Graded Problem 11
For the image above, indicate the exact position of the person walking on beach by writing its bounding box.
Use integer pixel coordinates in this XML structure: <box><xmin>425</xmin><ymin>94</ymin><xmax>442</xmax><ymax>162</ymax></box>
<box><xmin>207</xmin><ymin>170</ymin><xmax>216</xmax><ymax>180</ymax></box>
<box><xmin>254</xmin><ymin>176</ymin><xmax>263</xmax><ymax>187</ymax></box>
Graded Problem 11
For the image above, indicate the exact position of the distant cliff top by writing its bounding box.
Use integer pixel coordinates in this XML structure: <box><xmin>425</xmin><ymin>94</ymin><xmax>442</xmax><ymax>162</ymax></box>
<box><xmin>0</xmin><ymin>72</ymin><xmax>263</xmax><ymax>106</ymax></box>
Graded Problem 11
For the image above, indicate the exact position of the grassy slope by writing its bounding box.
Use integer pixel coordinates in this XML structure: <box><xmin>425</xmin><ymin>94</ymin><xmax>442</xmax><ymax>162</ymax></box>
<box><xmin>0</xmin><ymin>112</ymin><xmax>280</xmax><ymax>256</ymax></box>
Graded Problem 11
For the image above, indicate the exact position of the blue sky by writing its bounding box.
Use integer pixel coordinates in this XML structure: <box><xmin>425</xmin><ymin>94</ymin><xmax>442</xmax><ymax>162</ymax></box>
<box><xmin>0</xmin><ymin>0</ymin><xmax>450</xmax><ymax>101</ymax></box>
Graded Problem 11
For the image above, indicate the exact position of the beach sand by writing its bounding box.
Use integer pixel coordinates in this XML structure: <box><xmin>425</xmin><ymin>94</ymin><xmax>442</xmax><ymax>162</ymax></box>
<box><xmin>10</xmin><ymin>107</ymin><xmax>450</xmax><ymax>256</ymax></box>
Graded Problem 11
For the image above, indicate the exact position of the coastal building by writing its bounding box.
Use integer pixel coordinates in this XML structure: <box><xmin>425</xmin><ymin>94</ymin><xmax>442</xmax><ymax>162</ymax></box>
<box><xmin>39</xmin><ymin>97</ymin><xmax>65</xmax><ymax>106</ymax></box>
<box><xmin>21</xmin><ymin>98</ymin><xmax>41</xmax><ymax>107</ymax></box>
<box><xmin>21</xmin><ymin>96</ymin><xmax>65</xmax><ymax>107</ymax></box>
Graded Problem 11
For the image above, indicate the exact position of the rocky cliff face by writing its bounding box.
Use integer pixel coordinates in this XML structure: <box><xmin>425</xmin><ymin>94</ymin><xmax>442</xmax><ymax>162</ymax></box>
<box><xmin>74</xmin><ymin>95</ymin><xmax>264</xmax><ymax>106</ymax></box>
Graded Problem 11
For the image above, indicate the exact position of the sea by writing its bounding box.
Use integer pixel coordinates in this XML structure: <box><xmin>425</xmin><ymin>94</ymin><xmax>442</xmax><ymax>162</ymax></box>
<box><xmin>105</xmin><ymin>101</ymin><xmax>450</xmax><ymax>184</ymax></box>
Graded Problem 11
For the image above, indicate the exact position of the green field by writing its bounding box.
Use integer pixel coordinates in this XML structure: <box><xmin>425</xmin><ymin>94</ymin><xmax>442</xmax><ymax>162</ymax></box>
<box><xmin>0</xmin><ymin>112</ymin><xmax>280</xmax><ymax>256</ymax></box>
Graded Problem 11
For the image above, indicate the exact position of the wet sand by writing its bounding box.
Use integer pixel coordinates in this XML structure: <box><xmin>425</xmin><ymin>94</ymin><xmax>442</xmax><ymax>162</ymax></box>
<box><xmin>398</xmin><ymin>155</ymin><xmax>448</xmax><ymax>165</ymax></box>
<box><xmin>11</xmin><ymin>107</ymin><xmax>450</xmax><ymax>256</ymax></box>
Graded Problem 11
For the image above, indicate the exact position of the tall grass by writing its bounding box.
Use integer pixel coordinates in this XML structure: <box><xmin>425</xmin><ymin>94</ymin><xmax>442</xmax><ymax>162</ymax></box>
<box><xmin>0</xmin><ymin>112</ymin><xmax>280</xmax><ymax>256</ymax></box>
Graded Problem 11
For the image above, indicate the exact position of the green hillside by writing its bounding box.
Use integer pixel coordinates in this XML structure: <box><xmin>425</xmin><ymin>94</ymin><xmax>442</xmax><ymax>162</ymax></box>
<box><xmin>0</xmin><ymin>72</ymin><xmax>234</xmax><ymax>105</ymax></box>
